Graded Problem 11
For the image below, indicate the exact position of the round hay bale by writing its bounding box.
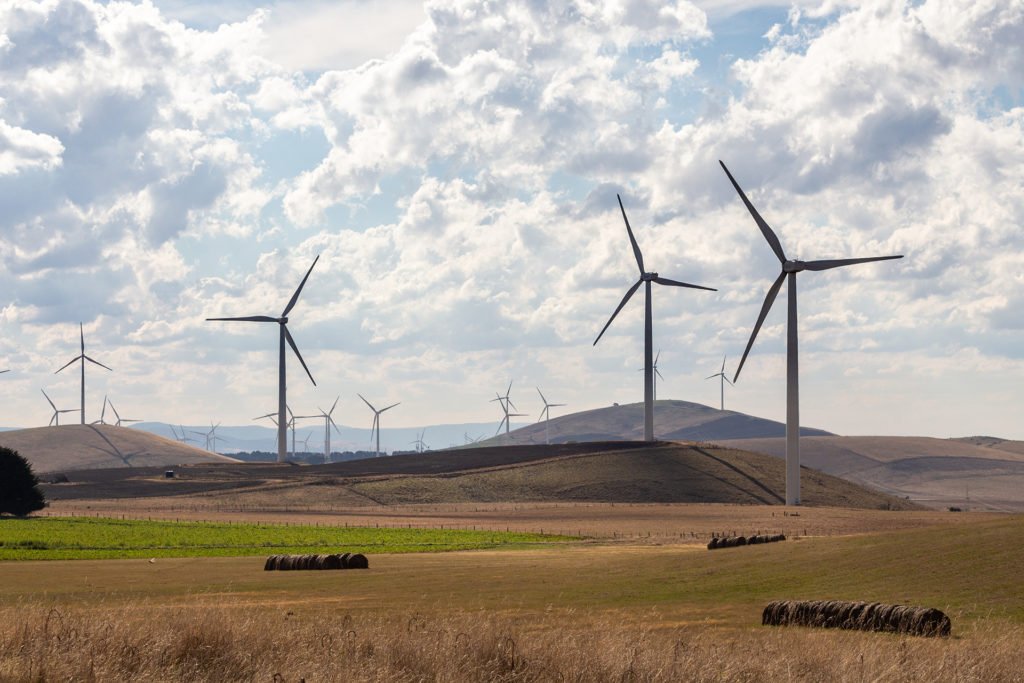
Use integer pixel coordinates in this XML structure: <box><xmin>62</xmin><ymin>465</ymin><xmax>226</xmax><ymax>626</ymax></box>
<box><xmin>347</xmin><ymin>553</ymin><xmax>369</xmax><ymax>569</ymax></box>
<box><xmin>707</xmin><ymin>538</ymin><xmax>719</xmax><ymax>550</ymax></box>
<box><xmin>339</xmin><ymin>552</ymin><xmax>352</xmax><ymax>569</ymax></box>
<box><xmin>736</xmin><ymin>536</ymin><xmax>747</xmax><ymax>546</ymax></box>
<box><xmin>264</xmin><ymin>555</ymin><xmax>276</xmax><ymax>571</ymax></box>
<box><xmin>324</xmin><ymin>554</ymin><xmax>343</xmax><ymax>570</ymax></box>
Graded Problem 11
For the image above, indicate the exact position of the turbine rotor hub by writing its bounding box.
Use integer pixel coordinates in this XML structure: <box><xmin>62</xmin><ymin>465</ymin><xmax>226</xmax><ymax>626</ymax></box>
<box><xmin>279</xmin><ymin>316</ymin><xmax>288</xmax><ymax>324</ymax></box>
<box><xmin>783</xmin><ymin>260</ymin><xmax>805</xmax><ymax>273</ymax></box>
<box><xmin>642</xmin><ymin>271</ymin><xmax>658</xmax><ymax>281</ymax></box>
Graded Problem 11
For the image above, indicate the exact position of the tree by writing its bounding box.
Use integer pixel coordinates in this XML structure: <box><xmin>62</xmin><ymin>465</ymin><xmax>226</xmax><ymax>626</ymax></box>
<box><xmin>0</xmin><ymin>447</ymin><xmax>46</xmax><ymax>516</ymax></box>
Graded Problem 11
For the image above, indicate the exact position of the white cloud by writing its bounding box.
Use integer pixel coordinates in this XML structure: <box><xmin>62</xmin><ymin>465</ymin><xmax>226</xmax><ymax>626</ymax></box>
<box><xmin>0</xmin><ymin>119</ymin><xmax>63</xmax><ymax>174</ymax></box>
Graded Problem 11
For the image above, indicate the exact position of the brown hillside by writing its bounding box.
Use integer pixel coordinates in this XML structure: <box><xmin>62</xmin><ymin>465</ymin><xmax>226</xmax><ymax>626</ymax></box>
<box><xmin>0</xmin><ymin>425</ymin><xmax>240</xmax><ymax>473</ymax></box>
<box><xmin>478</xmin><ymin>400</ymin><xmax>832</xmax><ymax>446</ymax></box>
<box><xmin>719</xmin><ymin>435</ymin><xmax>1024</xmax><ymax>512</ymax></box>
<box><xmin>37</xmin><ymin>441</ymin><xmax>915</xmax><ymax>510</ymax></box>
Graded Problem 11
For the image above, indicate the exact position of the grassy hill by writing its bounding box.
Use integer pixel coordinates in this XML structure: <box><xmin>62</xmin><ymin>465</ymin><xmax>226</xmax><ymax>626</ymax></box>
<box><xmin>719</xmin><ymin>435</ymin><xmax>1024</xmax><ymax>512</ymax></box>
<box><xmin>0</xmin><ymin>424</ymin><xmax>240</xmax><ymax>473</ymax></box>
<box><xmin>42</xmin><ymin>441</ymin><xmax>918</xmax><ymax>510</ymax></box>
<box><xmin>479</xmin><ymin>399</ymin><xmax>832</xmax><ymax>445</ymax></box>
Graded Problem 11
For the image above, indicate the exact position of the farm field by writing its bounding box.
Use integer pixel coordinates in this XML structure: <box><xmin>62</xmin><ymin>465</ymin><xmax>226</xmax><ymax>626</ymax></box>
<box><xmin>0</xmin><ymin>517</ymin><xmax>569</xmax><ymax>560</ymax></box>
<box><xmin>1</xmin><ymin>513</ymin><xmax>1023</xmax><ymax>680</ymax></box>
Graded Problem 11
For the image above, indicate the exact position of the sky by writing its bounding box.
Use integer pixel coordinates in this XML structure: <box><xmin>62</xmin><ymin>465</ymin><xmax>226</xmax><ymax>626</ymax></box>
<box><xmin>1</xmin><ymin>0</ymin><xmax>1022</xmax><ymax>439</ymax></box>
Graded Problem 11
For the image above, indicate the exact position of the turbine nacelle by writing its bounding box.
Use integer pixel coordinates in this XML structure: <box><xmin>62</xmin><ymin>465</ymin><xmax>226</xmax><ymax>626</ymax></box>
<box><xmin>641</xmin><ymin>271</ymin><xmax>658</xmax><ymax>281</ymax></box>
<box><xmin>783</xmin><ymin>260</ymin><xmax>806</xmax><ymax>273</ymax></box>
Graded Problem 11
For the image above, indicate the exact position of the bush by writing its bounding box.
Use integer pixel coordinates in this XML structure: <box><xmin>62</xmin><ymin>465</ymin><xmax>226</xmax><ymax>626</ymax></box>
<box><xmin>0</xmin><ymin>447</ymin><xmax>46</xmax><ymax>517</ymax></box>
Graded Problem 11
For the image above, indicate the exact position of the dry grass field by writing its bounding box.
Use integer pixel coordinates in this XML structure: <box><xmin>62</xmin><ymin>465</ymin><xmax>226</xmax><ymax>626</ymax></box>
<box><xmin>2</xmin><ymin>514</ymin><xmax>1024</xmax><ymax>681</ymax></box>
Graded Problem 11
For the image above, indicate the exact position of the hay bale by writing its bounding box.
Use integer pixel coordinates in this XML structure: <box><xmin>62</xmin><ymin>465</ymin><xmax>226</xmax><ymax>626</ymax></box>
<box><xmin>763</xmin><ymin>600</ymin><xmax>950</xmax><ymax>637</ymax></box>
<box><xmin>324</xmin><ymin>554</ymin><xmax>343</xmax><ymax>570</ymax></box>
<box><xmin>339</xmin><ymin>552</ymin><xmax>352</xmax><ymax>568</ymax></box>
<box><xmin>347</xmin><ymin>553</ymin><xmax>369</xmax><ymax>569</ymax></box>
<box><xmin>707</xmin><ymin>538</ymin><xmax>719</xmax><ymax>550</ymax></box>
<box><xmin>264</xmin><ymin>555</ymin><xmax>277</xmax><ymax>571</ymax></box>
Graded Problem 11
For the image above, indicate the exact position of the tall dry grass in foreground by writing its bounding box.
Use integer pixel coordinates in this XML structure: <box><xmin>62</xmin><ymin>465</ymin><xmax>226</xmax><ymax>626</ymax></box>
<box><xmin>1</xmin><ymin>604</ymin><xmax>1021</xmax><ymax>682</ymax></box>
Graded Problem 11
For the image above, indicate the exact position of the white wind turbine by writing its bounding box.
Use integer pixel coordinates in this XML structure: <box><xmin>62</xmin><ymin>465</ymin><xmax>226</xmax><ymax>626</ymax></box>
<box><xmin>721</xmin><ymin>160</ymin><xmax>903</xmax><ymax>506</ymax></box>
<box><xmin>637</xmin><ymin>350</ymin><xmax>665</xmax><ymax>401</ymax></box>
<box><xmin>536</xmin><ymin>387</ymin><xmax>566</xmax><ymax>445</ymax></box>
<box><xmin>491</xmin><ymin>381</ymin><xmax>526</xmax><ymax>437</ymax></box>
<box><xmin>207</xmin><ymin>255</ymin><xmax>319</xmax><ymax>462</ymax></box>
<box><xmin>55</xmin><ymin>322</ymin><xmax>112</xmax><ymax>424</ymax></box>
<box><xmin>358</xmin><ymin>394</ymin><xmax>399</xmax><ymax>457</ymax></box>
<box><xmin>410</xmin><ymin>429</ymin><xmax>429</xmax><ymax>453</ymax></box>
<box><xmin>107</xmin><ymin>400</ymin><xmax>141</xmax><ymax>427</ymax></box>
<box><xmin>294</xmin><ymin>397</ymin><xmax>341</xmax><ymax>463</ymax></box>
<box><xmin>90</xmin><ymin>395</ymin><xmax>109</xmax><ymax>425</ymax></box>
<box><xmin>705</xmin><ymin>355</ymin><xmax>733</xmax><ymax>411</ymax></box>
<box><xmin>594</xmin><ymin>196</ymin><xmax>716</xmax><ymax>441</ymax></box>
<box><xmin>41</xmin><ymin>389</ymin><xmax>77</xmax><ymax>426</ymax></box>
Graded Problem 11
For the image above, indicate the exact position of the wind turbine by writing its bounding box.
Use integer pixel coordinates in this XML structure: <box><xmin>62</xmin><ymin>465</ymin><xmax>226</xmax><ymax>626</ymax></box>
<box><xmin>206</xmin><ymin>255</ymin><xmax>319</xmax><ymax>462</ymax></box>
<box><xmin>720</xmin><ymin>160</ymin><xmax>903</xmax><ymax>506</ymax></box>
<box><xmin>490</xmin><ymin>381</ymin><xmax>524</xmax><ymax>436</ymax></box>
<box><xmin>295</xmin><ymin>396</ymin><xmax>340</xmax><ymax>463</ymax></box>
<box><xmin>107</xmin><ymin>400</ymin><xmax>141</xmax><ymax>427</ymax></box>
<box><xmin>705</xmin><ymin>355</ymin><xmax>733</xmax><ymax>411</ymax></box>
<box><xmin>358</xmin><ymin>394</ymin><xmax>399</xmax><ymax>457</ymax></box>
<box><xmin>170</xmin><ymin>425</ymin><xmax>194</xmax><ymax>444</ymax></box>
<box><xmin>55</xmin><ymin>322</ymin><xmax>112</xmax><ymax>424</ymax></box>
<box><xmin>637</xmin><ymin>350</ymin><xmax>665</xmax><ymax>401</ymax></box>
<box><xmin>410</xmin><ymin>429</ymin><xmax>428</xmax><ymax>453</ymax></box>
<box><xmin>536</xmin><ymin>387</ymin><xmax>566</xmax><ymax>445</ymax></box>
<box><xmin>90</xmin><ymin>396</ymin><xmax>109</xmax><ymax>425</ymax></box>
<box><xmin>205</xmin><ymin>423</ymin><xmax>222</xmax><ymax>452</ymax></box>
<box><xmin>41</xmin><ymin>389</ymin><xmax>77</xmax><ymax>426</ymax></box>
<box><xmin>464</xmin><ymin>432</ymin><xmax>483</xmax><ymax>445</ymax></box>
<box><xmin>594</xmin><ymin>196</ymin><xmax>716</xmax><ymax>441</ymax></box>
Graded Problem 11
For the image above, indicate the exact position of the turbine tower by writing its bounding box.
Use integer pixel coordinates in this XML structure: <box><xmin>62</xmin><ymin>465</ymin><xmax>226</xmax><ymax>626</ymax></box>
<box><xmin>721</xmin><ymin>160</ymin><xmax>903</xmax><ymax>506</ymax></box>
<box><xmin>705</xmin><ymin>355</ymin><xmax>733</xmax><ymax>411</ymax></box>
<box><xmin>55</xmin><ymin>322</ymin><xmax>112</xmax><ymax>424</ymax></box>
<box><xmin>594</xmin><ymin>195</ymin><xmax>716</xmax><ymax>441</ymax></box>
<box><xmin>207</xmin><ymin>255</ymin><xmax>319</xmax><ymax>462</ymax></box>
<box><xmin>358</xmin><ymin>394</ymin><xmax>399</xmax><ymax>457</ymax></box>
<box><xmin>295</xmin><ymin>397</ymin><xmax>340</xmax><ymax>463</ymax></box>
<box><xmin>41</xmin><ymin>389</ymin><xmax>77</xmax><ymax>426</ymax></box>
<box><xmin>536</xmin><ymin>387</ymin><xmax>566</xmax><ymax>445</ymax></box>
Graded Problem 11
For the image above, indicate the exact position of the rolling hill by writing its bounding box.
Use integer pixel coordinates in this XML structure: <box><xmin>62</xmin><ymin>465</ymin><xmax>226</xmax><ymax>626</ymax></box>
<box><xmin>0</xmin><ymin>425</ymin><xmax>240</xmax><ymax>474</ymax></box>
<box><xmin>718</xmin><ymin>435</ymin><xmax>1024</xmax><ymax>512</ymax></box>
<box><xmin>479</xmin><ymin>399</ymin><xmax>833</xmax><ymax>445</ymax></box>
<box><xmin>41</xmin><ymin>441</ymin><xmax>918</xmax><ymax>510</ymax></box>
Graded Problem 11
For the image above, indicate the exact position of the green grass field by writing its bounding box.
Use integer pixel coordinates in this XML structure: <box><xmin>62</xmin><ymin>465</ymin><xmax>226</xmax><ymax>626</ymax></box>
<box><xmin>0</xmin><ymin>516</ymin><xmax>573</xmax><ymax>560</ymax></box>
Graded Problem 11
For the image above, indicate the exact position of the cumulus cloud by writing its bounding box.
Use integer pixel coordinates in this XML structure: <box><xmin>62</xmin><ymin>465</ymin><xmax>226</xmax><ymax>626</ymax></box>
<box><xmin>1</xmin><ymin>0</ymin><xmax>1022</xmax><ymax>438</ymax></box>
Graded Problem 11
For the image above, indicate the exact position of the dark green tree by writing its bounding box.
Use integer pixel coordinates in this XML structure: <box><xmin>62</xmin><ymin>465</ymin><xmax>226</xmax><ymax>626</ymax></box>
<box><xmin>0</xmin><ymin>447</ymin><xmax>46</xmax><ymax>516</ymax></box>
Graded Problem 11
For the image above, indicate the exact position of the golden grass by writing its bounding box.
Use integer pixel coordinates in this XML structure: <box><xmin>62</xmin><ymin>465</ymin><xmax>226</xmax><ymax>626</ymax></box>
<box><xmin>2</xmin><ymin>603</ymin><xmax>1022</xmax><ymax>682</ymax></box>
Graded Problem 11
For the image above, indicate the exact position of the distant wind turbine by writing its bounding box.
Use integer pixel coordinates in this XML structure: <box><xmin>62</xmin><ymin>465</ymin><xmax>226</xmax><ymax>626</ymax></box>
<box><xmin>536</xmin><ymin>387</ymin><xmax>566</xmax><ymax>445</ymax></box>
<box><xmin>294</xmin><ymin>396</ymin><xmax>341</xmax><ymax>463</ymax></box>
<box><xmin>55</xmin><ymin>322</ymin><xmax>112</xmax><ymax>424</ymax></box>
<box><xmin>464</xmin><ymin>432</ymin><xmax>483</xmax><ymax>445</ymax></box>
<box><xmin>491</xmin><ymin>381</ymin><xmax>526</xmax><ymax>436</ymax></box>
<box><xmin>594</xmin><ymin>196</ymin><xmax>716</xmax><ymax>441</ymax></box>
<box><xmin>705</xmin><ymin>355</ymin><xmax>733</xmax><ymax>411</ymax></box>
<box><xmin>637</xmin><ymin>350</ymin><xmax>665</xmax><ymax>401</ymax></box>
<box><xmin>170</xmin><ymin>425</ymin><xmax>195</xmax><ymax>444</ymax></box>
<box><xmin>41</xmin><ymin>389</ymin><xmax>77</xmax><ymax>426</ymax></box>
<box><xmin>206</xmin><ymin>255</ymin><xmax>319</xmax><ymax>462</ymax></box>
<box><xmin>358</xmin><ymin>394</ymin><xmax>399</xmax><ymax>457</ymax></box>
<box><xmin>721</xmin><ymin>160</ymin><xmax>903</xmax><ymax>506</ymax></box>
<box><xmin>107</xmin><ymin>400</ymin><xmax>141</xmax><ymax>427</ymax></box>
<box><xmin>410</xmin><ymin>428</ymin><xmax>428</xmax><ymax>453</ymax></box>
<box><xmin>90</xmin><ymin>395</ymin><xmax>109</xmax><ymax>425</ymax></box>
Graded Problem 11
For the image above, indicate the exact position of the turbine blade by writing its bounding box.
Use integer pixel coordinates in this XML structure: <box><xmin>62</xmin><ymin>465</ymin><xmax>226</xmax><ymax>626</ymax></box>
<box><xmin>617</xmin><ymin>194</ymin><xmax>645</xmax><ymax>274</ymax></box>
<box><xmin>206</xmin><ymin>315</ymin><xmax>278</xmax><ymax>322</ymax></box>
<box><xmin>721</xmin><ymin>354</ymin><xmax>727</xmax><ymax>373</ymax></box>
<box><xmin>719</xmin><ymin>160</ymin><xmax>787</xmax><ymax>263</ymax></box>
<box><xmin>54</xmin><ymin>356</ymin><xmax>81</xmax><ymax>374</ymax></box>
<box><xmin>733</xmin><ymin>270</ymin><xmax>787</xmax><ymax>383</ymax></box>
<box><xmin>655</xmin><ymin>368</ymin><xmax>664</xmax><ymax>380</ymax></box>
<box><xmin>381</xmin><ymin>402</ymin><xmax>400</xmax><ymax>412</ymax></box>
<box><xmin>328</xmin><ymin>415</ymin><xmax>341</xmax><ymax>434</ymax></box>
<box><xmin>536</xmin><ymin>387</ymin><xmax>546</xmax><ymax>405</ymax></box>
<box><xmin>654</xmin><ymin>349</ymin><xmax>661</xmax><ymax>365</ymax></box>
<box><xmin>593</xmin><ymin>279</ymin><xmax>642</xmax><ymax>346</ymax></box>
<box><xmin>282</xmin><ymin>254</ymin><xmax>320</xmax><ymax>317</ymax></box>
<box><xmin>653</xmin><ymin>276</ymin><xmax>716</xmax><ymax>292</ymax></box>
<box><xmin>283</xmin><ymin>326</ymin><xmax>316</xmax><ymax>386</ymax></box>
<box><xmin>41</xmin><ymin>389</ymin><xmax>56</xmax><ymax>410</ymax></box>
<box><xmin>358</xmin><ymin>394</ymin><xmax>376</xmax><ymax>412</ymax></box>
<box><xmin>79</xmin><ymin>322</ymin><xmax>84</xmax><ymax>353</ymax></box>
<box><xmin>329</xmin><ymin>395</ymin><xmax>340</xmax><ymax>416</ymax></box>
<box><xmin>49</xmin><ymin>415</ymin><xmax>56</xmax><ymax>426</ymax></box>
<box><xmin>801</xmin><ymin>255</ymin><xmax>904</xmax><ymax>271</ymax></box>
<box><xmin>84</xmin><ymin>355</ymin><xmax>112</xmax><ymax>371</ymax></box>
<box><xmin>705</xmin><ymin>373</ymin><xmax>719</xmax><ymax>380</ymax></box>
<box><xmin>551</xmin><ymin>403</ymin><xmax>566</xmax><ymax>407</ymax></box>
